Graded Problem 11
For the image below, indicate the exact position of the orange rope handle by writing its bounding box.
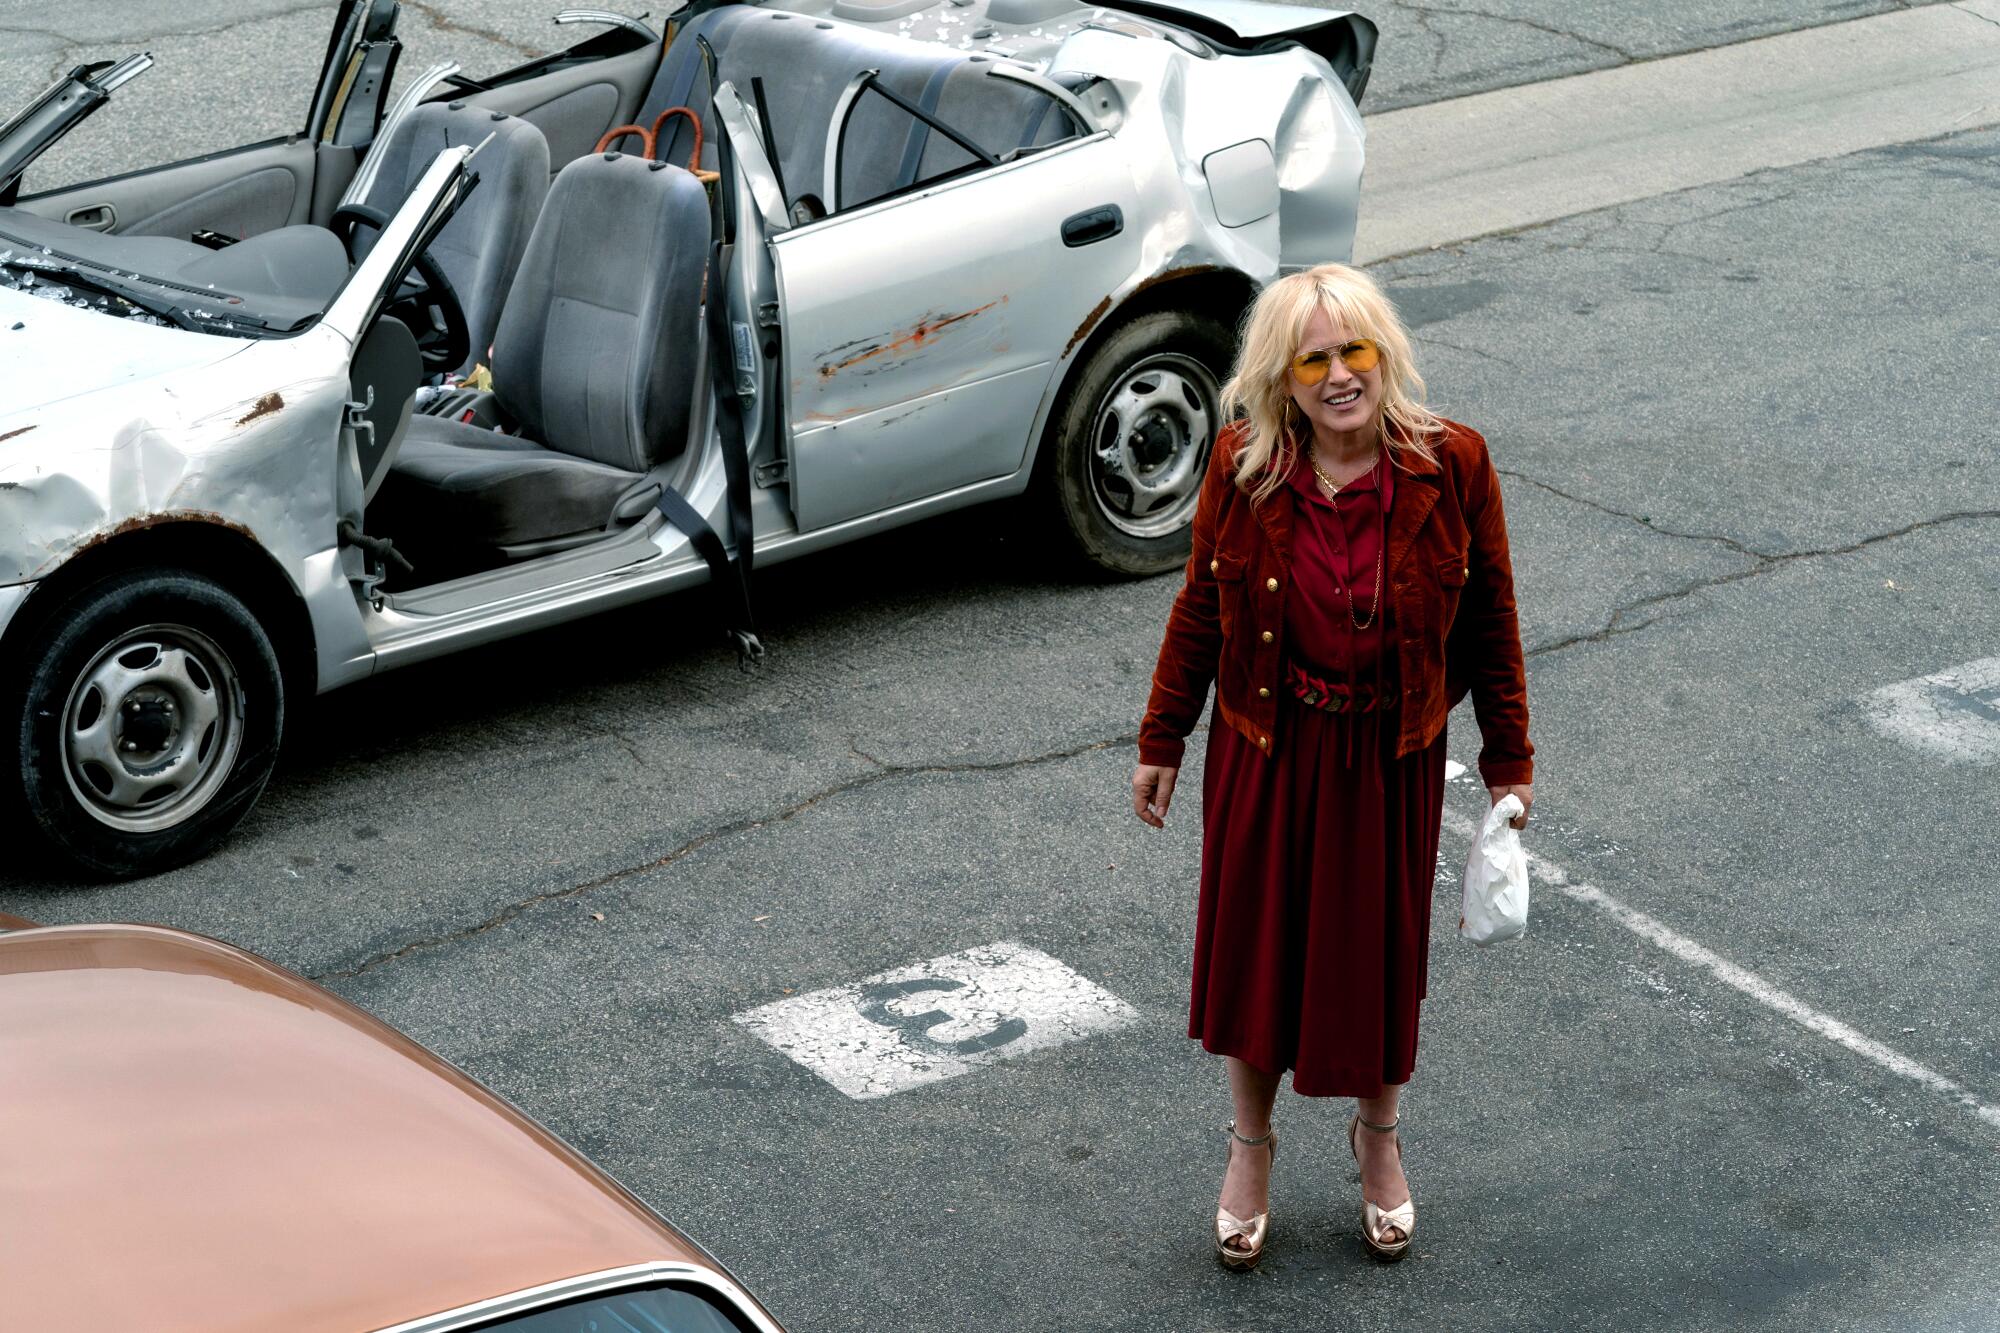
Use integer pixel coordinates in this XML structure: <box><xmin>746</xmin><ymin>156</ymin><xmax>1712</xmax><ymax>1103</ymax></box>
<box><xmin>593</xmin><ymin>123</ymin><xmax>656</xmax><ymax>157</ymax></box>
<box><xmin>649</xmin><ymin>106</ymin><xmax>705</xmax><ymax>173</ymax></box>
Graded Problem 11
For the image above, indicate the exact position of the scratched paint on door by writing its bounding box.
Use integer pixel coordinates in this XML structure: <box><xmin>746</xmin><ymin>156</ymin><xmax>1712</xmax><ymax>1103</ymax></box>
<box><xmin>732</xmin><ymin>941</ymin><xmax>1139</xmax><ymax>1099</ymax></box>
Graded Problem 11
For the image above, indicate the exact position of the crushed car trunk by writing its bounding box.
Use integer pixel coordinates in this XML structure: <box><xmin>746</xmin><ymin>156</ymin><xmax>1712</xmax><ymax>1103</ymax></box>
<box><xmin>1111</xmin><ymin>0</ymin><xmax>1377</xmax><ymax>102</ymax></box>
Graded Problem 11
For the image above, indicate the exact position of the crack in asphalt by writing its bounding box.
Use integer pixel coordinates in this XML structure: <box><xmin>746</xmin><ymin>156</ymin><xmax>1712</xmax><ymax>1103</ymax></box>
<box><xmin>309</xmin><ymin>732</ymin><xmax>1138</xmax><ymax>982</ymax></box>
<box><xmin>0</xmin><ymin>2</ymin><xmax>334</xmax><ymax>49</ymax></box>
<box><xmin>1498</xmin><ymin>468</ymin><xmax>1767</xmax><ymax>559</ymax></box>
<box><xmin>307</xmin><ymin>496</ymin><xmax>1999</xmax><ymax>982</ymax></box>
<box><xmin>1413</xmin><ymin>0</ymin><xmax>1637</xmax><ymax>61</ymax></box>
<box><xmin>1523</xmin><ymin>509</ymin><xmax>2000</xmax><ymax>658</ymax></box>
<box><xmin>1385</xmin><ymin>0</ymin><xmax>1453</xmax><ymax>75</ymax></box>
<box><xmin>1379</xmin><ymin>0</ymin><xmax>1636</xmax><ymax>81</ymax></box>
<box><xmin>1652</xmin><ymin>188</ymin><xmax>1803</xmax><ymax>235</ymax></box>
<box><xmin>1951</xmin><ymin>2</ymin><xmax>2000</xmax><ymax>30</ymax></box>
<box><xmin>400</xmin><ymin>0</ymin><xmax>547</xmax><ymax>60</ymax></box>
<box><xmin>1413</xmin><ymin>332</ymin><xmax>1523</xmax><ymax>370</ymax></box>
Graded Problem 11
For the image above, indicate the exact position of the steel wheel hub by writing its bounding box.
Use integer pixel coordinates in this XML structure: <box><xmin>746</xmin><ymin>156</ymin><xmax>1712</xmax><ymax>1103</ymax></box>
<box><xmin>1089</xmin><ymin>354</ymin><xmax>1218</xmax><ymax>540</ymax></box>
<box><xmin>61</xmin><ymin>624</ymin><xmax>243</xmax><ymax>833</ymax></box>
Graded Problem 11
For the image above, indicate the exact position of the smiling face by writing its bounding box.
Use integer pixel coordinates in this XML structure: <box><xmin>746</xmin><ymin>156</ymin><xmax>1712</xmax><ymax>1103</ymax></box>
<box><xmin>1287</xmin><ymin>305</ymin><xmax>1384</xmax><ymax>446</ymax></box>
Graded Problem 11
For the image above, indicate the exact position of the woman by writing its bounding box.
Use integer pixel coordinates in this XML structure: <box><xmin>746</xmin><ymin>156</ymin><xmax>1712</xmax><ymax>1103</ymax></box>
<box><xmin>1131</xmin><ymin>263</ymin><xmax>1533</xmax><ymax>1268</ymax></box>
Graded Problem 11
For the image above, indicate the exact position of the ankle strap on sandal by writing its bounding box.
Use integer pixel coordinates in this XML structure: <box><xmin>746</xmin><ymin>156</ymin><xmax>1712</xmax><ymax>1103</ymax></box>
<box><xmin>1356</xmin><ymin>1115</ymin><xmax>1399</xmax><ymax>1133</ymax></box>
<box><xmin>1226</xmin><ymin>1120</ymin><xmax>1274</xmax><ymax>1146</ymax></box>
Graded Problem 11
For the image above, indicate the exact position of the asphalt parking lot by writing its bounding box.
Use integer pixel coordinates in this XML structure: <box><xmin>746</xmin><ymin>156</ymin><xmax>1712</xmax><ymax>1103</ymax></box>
<box><xmin>4</xmin><ymin>3</ymin><xmax>1998</xmax><ymax>1331</ymax></box>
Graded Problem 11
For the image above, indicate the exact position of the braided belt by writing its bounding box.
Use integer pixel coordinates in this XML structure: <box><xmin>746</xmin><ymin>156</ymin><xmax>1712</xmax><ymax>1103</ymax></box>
<box><xmin>1285</xmin><ymin>659</ymin><xmax>1399</xmax><ymax>714</ymax></box>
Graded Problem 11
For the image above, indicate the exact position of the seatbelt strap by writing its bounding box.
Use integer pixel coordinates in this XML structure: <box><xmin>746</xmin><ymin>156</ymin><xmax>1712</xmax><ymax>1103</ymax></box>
<box><xmin>894</xmin><ymin>62</ymin><xmax>959</xmax><ymax>190</ymax></box>
<box><xmin>655</xmin><ymin>233</ymin><xmax>764</xmax><ymax>666</ymax></box>
<box><xmin>652</xmin><ymin>482</ymin><xmax>761</xmax><ymax>659</ymax></box>
<box><xmin>650</xmin><ymin>20</ymin><xmax>763</xmax><ymax>666</ymax></box>
<box><xmin>650</xmin><ymin>5</ymin><xmax>731</xmax><ymax>165</ymax></box>
<box><xmin>707</xmin><ymin>238</ymin><xmax>762</xmax><ymax>583</ymax></box>
<box><xmin>1017</xmin><ymin>95</ymin><xmax>1055</xmax><ymax>150</ymax></box>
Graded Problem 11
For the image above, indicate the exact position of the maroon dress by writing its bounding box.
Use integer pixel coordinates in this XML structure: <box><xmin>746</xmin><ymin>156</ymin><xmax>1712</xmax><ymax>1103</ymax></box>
<box><xmin>1188</xmin><ymin>449</ymin><xmax>1448</xmax><ymax>1096</ymax></box>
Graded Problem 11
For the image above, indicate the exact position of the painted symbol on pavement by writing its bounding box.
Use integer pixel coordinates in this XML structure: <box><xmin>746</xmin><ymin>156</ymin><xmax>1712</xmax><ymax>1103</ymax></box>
<box><xmin>1863</xmin><ymin>655</ymin><xmax>2000</xmax><ymax>765</ymax></box>
<box><xmin>855</xmin><ymin>977</ymin><xmax>1030</xmax><ymax>1056</ymax></box>
<box><xmin>732</xmin><ymin>940</ymin><xmax>1139</xmax><ymax>1099</ymax></box>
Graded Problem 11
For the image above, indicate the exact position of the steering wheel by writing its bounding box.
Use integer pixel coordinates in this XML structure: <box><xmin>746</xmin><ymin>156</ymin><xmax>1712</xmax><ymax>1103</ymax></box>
<box><xmin>332</xmin><ymin>202</ymin><xmax>472</xmax><ymax>375</ymax></box>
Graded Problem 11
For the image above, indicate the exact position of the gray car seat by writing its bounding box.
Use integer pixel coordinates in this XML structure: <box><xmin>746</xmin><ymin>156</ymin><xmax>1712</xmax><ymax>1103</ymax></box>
<box><xmin>633</xmin><ymin>7</ymin><xmax>1075</xmax><ymax>216</ymax></box>
<box><xmin>355</xmin><ymin>101</ymin><xmax>551</xmax><ymax>373</ymax></box>
<box><xmin>366</xmin><ymin>153</ymin><xmax>710</xmax><ymax>558</ymax></box>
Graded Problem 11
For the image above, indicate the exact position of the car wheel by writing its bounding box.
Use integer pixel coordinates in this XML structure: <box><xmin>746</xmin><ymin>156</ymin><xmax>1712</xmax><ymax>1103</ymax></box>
<box><xmin>4</xmin><ymin>570</ymin><xmax>284</xmax><ymax>878</ymax></box>
<box><xmin>1038</xmin><ymin>308</ymin><xmax>1233</xmax><ymax>576</ymax></box>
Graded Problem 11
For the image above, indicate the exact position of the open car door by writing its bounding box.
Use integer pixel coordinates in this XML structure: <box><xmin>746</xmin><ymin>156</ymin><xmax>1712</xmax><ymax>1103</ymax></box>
<box><xmin>322</xmin><ymin>145</ymin><xmax>483</xmax><ymax>583</ymax></box>
<box><xmin>9</xmin><ymin>0</ymin><xmax>403</xmax><ymax>243</ymax></box>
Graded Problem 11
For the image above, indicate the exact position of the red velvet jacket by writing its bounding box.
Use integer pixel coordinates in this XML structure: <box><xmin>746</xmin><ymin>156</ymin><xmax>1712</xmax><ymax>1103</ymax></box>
<box><xmin>1138</xmin><ymin>417</ymin><xmax>1534</xmax><ymax>786</ymax></box>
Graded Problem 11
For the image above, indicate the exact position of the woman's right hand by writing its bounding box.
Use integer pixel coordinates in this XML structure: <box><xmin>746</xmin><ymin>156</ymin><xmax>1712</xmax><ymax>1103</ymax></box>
<box><xmin>1132</xmin><ymin>764</ymin><xmax>1179</xmax><ymax>828</ymax></box>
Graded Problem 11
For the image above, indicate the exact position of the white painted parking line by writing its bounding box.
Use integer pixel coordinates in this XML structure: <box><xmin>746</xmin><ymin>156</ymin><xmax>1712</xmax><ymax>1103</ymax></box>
<box><xmin>1442</xmin><ymin>809</ymin><xmax>2000</xmax><ymax>1131</ymax></box>
<box><xmin>733</xmin><ymin>941</ymin><xmax>1139</xmax><ymax>1100</ymax></box>
<box><xmin>1863</xmin><ymin>656</ymin><xmax>2000</xmax><ymax>765</ymax></box>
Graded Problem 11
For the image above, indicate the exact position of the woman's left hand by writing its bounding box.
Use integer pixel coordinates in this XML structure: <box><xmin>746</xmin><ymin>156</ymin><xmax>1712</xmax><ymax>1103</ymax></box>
<box><xmin>1488</xmin><ymin>783</ymin><xmax>1533</xmax><ymax>830</ymax></box>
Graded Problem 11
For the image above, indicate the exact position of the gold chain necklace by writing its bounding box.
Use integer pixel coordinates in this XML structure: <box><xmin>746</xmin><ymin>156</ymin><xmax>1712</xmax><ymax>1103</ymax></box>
<box><xmin>1308</xmin><ymin>450</ymin><xmax>1385</xmax><ymax>631</ymax></box>
<box><xmin>1309</xmin><ymin>448</ymin><xmax>1379</xmax><ymax>496</ymax></box>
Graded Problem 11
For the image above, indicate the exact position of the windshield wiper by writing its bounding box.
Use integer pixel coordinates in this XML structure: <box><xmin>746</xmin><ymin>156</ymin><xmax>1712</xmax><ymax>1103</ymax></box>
<box><xmin>0</xmin><ymin>252</ymin><xmax>202</xmax><ymax>330</ymax></box>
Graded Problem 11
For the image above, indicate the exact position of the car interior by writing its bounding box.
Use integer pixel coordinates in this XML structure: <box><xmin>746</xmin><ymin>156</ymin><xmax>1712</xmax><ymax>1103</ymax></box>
<box><xmin>0</xmin><ymin>1</ymin><xmax>1088</xmax><ymax>593</ymax></box>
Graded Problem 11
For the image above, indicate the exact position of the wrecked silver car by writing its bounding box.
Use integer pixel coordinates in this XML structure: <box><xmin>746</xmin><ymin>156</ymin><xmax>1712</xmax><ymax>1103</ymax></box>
<box><xmin>0</xmin><ymin>0</ymin><xmax>1374</xmax><ymax>875</ymax></box>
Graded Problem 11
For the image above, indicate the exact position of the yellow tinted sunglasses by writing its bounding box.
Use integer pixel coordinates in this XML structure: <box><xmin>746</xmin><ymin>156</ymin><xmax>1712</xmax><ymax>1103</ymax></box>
<box><xmin>1290</xmin><ymin>338</ymin><xmax>1380</xmax><ymax>384</ymax></box>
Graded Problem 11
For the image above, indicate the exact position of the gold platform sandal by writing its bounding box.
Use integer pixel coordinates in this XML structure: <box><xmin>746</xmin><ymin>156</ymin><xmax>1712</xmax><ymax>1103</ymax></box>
<box><xmin>1215</xmin><ymin>1120</ymin><xmax>1277</xmax><ymax>1270</ymax></box>
<box><xmin>1348</xmin><ymin>1113</ymin><xmax>1415</xmax><ymax>1261</ymax></box>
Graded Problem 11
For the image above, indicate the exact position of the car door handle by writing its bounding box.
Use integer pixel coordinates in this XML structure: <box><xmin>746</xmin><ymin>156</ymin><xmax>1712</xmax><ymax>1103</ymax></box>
<box><xmin>64</xmin><ymin>204</ymin><xmax>116</xmax><ymax>232</ymax></box>
<box><xmin>1060</xmin><ymin>205</ymin><xmax>1123</xmax><ymax>247</ymax></box>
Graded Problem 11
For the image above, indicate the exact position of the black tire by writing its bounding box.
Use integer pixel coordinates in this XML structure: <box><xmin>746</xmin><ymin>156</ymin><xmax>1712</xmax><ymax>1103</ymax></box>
<box><xmin>1036</xmin><ymin>308</ymin><xmax>1235</xmax><ymax>576</ymax></box>
<box><xmin>3</xmin><ymin>569</ymin><xmax>284</xmax><ymax>878</ymax></box>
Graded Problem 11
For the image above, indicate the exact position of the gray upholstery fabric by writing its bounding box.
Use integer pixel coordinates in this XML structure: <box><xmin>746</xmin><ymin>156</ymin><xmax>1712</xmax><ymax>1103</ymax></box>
<box><xmin>123</xmin><ymin>166</ymin><xmax>302</xmax><ymax>241</ymax></box>
<box><xmin>510</xmin><ymin>80</ymin><xmax>625</xmax><ymax>182</ymax></box>
<box><xmin>489</xmin><ymin>154</ymin><xmax>711</xmax><ymax>473</ymax></box>
<box><xmin>372</xmin><ymin>155</ymin><xmax>710</xmax><ymax>554</ymax></box>
<box><xmin>179</xmin><ymin>225</ymin><xmax>350</xmax><ymax>303</ymax></box>
<box><xmin>640</xmin><ymin>8</ymin><xmax>1076</xmax><ymax>214</ymax></box>
<box><xmin>915</xmin><ymin>58</ymin><xmax>1073</xmax><ymax>180</ymax></box>
<box><xmin>360</xmin><ymin>103</ymin><xmax>551</xmax><ymax>372</ymax></box>
<box><xmin>0</xmin><ymin>210</ymin><xmax>346</xmax><ymax>326</ymax></box>
<box><xmin>375</xmin><ymin>414</ymin><xmax>648</xmax><ymax>547</ymax></box>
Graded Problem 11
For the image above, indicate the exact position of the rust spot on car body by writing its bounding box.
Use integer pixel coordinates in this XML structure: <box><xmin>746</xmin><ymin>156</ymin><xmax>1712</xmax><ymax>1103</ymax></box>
<box><xmin>31</xmin><ymin>508</ymin><xmax>264</xmax><ymax>583</ymax></box>
<box><xmin>70</xmin><ymin>510</ymin><xmax>259</xmax><ymax>557</ymax></box>
<box><xmin>1063</xmin><ymin>297</ymin><xmax>1113</xmax><ymax>359</ymax></box>
<box><xmin>235</xmin><ymin>392</ymin><xmax>284</xmax><ymax>426</ymax></box>
<box><xmin>816</xmin><ymin>299</ymin><xmax>1005</xmax><ymax>380</ymax></box>
<box><xmin>0</xmin><ymin>424</ymin><xmax>37</xmax><ymax>443</ymax></box>
<box><xmin>1061</xmin><ymin>265</ymin><xmax>1221</xmax><ymax>361</ymax></box>
<box><xmin>1131</xmin><ymin>263</ymin><xmax>1218</xmax><ymax>298</ymax></box>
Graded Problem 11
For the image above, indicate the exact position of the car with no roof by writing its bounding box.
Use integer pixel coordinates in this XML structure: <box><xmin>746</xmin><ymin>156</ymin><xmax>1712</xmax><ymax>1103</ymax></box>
<box><xmin>0</xmin><ymin>911</ymin><xmax>787</xmax><ymax>1333</ymax></box>
<box><xmin>0</xmin><ymin>0</ymin><xmax>1376</xmax><ymax>876</ymax></box>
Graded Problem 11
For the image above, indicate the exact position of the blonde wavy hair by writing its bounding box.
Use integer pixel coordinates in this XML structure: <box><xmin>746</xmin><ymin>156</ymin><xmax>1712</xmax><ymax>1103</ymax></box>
<box><xmin>1220</xmin><ymin>263</ymin><xmax>1442</xmax><ymax>504</ymax></box>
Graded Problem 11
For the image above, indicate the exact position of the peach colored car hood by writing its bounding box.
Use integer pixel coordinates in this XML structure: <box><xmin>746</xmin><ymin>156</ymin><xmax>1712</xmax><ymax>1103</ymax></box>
<box><xmin>0</xmin><ymin>924</ymin><xmax>710</xmax><ymax>1333</ymax></box>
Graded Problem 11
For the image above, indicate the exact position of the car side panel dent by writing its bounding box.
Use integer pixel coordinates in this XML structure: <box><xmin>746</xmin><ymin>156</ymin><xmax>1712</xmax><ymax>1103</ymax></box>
<box><xmin>0</xmin><ymin>326</ymin><xmax>375</xmax><ymax>691</ymax></box>
<box><xmin>1000</xmin><ymin>27</ymin><xmax>1342</xmax><ymax>482</ymax></box>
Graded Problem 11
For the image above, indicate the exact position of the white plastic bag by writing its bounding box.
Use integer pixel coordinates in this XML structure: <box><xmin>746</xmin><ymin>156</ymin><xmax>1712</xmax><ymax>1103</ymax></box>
<box><xmin>1459</xmin><ymin>794</ymin><xmax>1529</xmax><ymax>945</ymax></box>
